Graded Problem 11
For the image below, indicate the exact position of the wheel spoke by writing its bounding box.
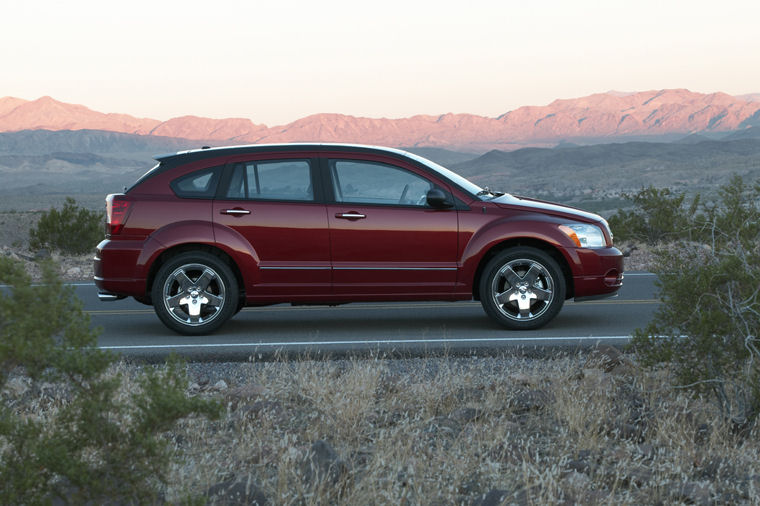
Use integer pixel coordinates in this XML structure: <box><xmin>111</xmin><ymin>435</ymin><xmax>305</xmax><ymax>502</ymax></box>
<box><xmin>202</xmin><ymin>292</ymin><xmax>223</xmax><ymax>308</ymax></box>
<box><xmin>166</xmin><ymin>293</ymin><xmax>185</xmax><ymax>309</ymax></box>
<box><xmin>195</xmin><ymin>269</ymin><xmax>216</xmax><ymax>291</ymax></box>
<box><xmin>532</xmin><ymin>287</ymin><xmax>552</xmax><ymax>301</ymax></box>
<box><xmin>496</xmin><ymin>288</ymin><xmax>517</xmax><ymax>305</ymax></box>
<box><xmin>175</xmin><ymin>270</ymin><xmax>194</xmax><ymax>290</ymax></box>
<box><xmin>522</xmin><ymin>264</ymin><xmax>541</xmax><ymax>285</ymax></box>
<box><xmin>501</xmin><ymin>266</ymin><xmax>521</xmax><ymax>287</ymax></box>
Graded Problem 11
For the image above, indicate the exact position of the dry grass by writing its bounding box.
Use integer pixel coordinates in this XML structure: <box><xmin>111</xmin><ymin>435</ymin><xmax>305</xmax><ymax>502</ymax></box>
<box><xmin>5</xmin><ymin>352</ymin><xmax>760</xmax><ymax>503</ymax></box>
<box><xmin>144</xmin><ymin>353</ymin><xmax>760</xmax><ymax>504</ymax></box>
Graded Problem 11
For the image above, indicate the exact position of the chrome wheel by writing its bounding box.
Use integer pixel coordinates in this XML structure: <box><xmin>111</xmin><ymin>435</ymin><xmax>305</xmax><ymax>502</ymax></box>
<box><xmin>479</xmin><ymin>247</ymin><xmax>566</xmax><ymax>330</ymax></box>
<box><xmin>152</xmin><ymin>251</ymin><xmax>239</xmax><ymax>335</ymax></box>
<box><xmin>163</xmin><ymin>263</ymin><xmax>226</xmax><ymax>326</ymax></box>
<box><xmin>490</xmin><ymin>259</ymin><xmax>554</xmax><ymax>321</ymax></box>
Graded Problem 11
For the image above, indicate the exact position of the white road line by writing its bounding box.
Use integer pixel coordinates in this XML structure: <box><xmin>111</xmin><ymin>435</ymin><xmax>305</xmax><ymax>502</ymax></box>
<box><xmin>99</xmin><ymin>335</ymin><xmax>631</xmax><ymax>350</ymax></box>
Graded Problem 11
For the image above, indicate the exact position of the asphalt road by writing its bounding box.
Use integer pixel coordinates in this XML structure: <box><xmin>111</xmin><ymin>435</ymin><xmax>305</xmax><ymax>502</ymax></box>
<box><xmin>71</xmin><ymin>272</ymin><xmax>660</xmax><ymax>361</ymax></box>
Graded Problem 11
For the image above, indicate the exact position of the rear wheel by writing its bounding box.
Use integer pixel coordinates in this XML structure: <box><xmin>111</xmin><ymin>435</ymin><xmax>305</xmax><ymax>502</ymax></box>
<box><xmin>479</xmin><ymin>247</ymin><xmax>565</xmax><ymax>330</ymax></box>
<box><xmin>151</xmin><ymin>251</ymin><xmax>238</xmax><ymax>335</ymax></box>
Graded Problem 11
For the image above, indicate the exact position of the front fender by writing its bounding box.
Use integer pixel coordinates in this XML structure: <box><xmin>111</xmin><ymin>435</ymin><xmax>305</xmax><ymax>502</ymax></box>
<box><xmin>459</xmin><ymin>214</ymin><xmax>581</xmax><ymax>282</ymax></box>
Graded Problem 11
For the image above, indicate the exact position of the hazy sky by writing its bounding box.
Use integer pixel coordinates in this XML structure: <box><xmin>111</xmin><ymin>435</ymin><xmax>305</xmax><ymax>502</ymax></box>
<box><xmin>3</xmin><ymin>0</ymin><xmax>759</xmax><ymax>125</ymax></box>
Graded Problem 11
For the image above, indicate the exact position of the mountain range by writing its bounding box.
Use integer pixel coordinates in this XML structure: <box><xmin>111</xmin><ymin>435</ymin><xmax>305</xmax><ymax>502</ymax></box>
<box><xmin>2</xmin><ymin>89</ymin><xmax>760</xmax><ymax>151</ymax></box>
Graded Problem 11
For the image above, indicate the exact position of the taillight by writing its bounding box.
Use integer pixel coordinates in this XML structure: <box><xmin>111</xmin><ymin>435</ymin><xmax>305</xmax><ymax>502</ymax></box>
<box><xmin>106</xmin><ymin>194</ymin><xmax>132</xmax><ymax>236</ymax></box>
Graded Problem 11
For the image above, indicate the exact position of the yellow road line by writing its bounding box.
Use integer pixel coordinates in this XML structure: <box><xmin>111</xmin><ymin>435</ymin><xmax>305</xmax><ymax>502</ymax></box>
<box><xmin>86</xmin><ymin>299</ymin><xmax>659</xmax><ymax>316</ymax></box>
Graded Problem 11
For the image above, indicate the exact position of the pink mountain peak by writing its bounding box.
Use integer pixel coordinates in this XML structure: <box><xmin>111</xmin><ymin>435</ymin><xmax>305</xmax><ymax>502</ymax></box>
<box><xmin>1</xmin><ymin>89</ymin><xmax>759</xmax><ymax>150</ymax></box>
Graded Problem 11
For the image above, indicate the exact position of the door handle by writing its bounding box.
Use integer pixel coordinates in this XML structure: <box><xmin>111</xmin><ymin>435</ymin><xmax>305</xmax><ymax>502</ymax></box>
<box><xmin>221</xmin><ymin>208</ymin><xmax>251</xmax><ymax>216</ymax></box>
<box><xmin>335</xmin><ymin>212</ymin><xmax>366</xmax><ymax>220</ymax></box>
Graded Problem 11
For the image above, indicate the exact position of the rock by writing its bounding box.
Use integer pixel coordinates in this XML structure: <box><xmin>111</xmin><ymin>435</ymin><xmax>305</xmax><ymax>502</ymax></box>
<box><xmin>488</xmin><ymin>441</ymin><xmax>529</xmax><ymax>466</ymax></box>
<box><xmin>473</xmin><ymin>489</ymin><xmax>509</xmax><ymax>506</ymax></box>
<box><xmin>212</xmin><ymin>380</ymin><xmax>228</xmax><ymax>391</ymax></box>
<box><xmin>608</xmin><ymin>422</ymin><xmax>645</xmax><ymax>443</ymax></box>
<box><xmin>565</xmin><ymin>458</ymin><xmax>590</xmax><ymax>475</ymax></box>
<box><xmin>4</xmin><ymin>376</ymin><xmax>31</xmax><ymax>397</ymax></box>
<box><xmin>225</xmin><ymin>384</ymin><xmax>266</xmax><ymax>409</ymax></box>
<box><xmin>510</xmin><ymin>389</ymin><xmax>552</xmax><ymax>414</ymax></box>
<box><xmin>300</xmin><ymin>440</ymin><xmax>348</xmax><ymax>487</ymax></box>
<box><xmin>624</xmin><ymin>465</ymin><xmax>653</xmax><ymax>487</ymax></box>
<box><xmin>206</xmin><ymin>478</ymin><xmax>268</xmax><ymax>505</ymax></box>
<box><xmin>508</xmin><ymin>372</ymin><xmax>537</xmax><ymax>385</ymax></box>
<box><xmin>562</xmin><ymin>470</ymin><xmax>591</xmax><ymax>492</ymax></box>
<box><xmin>584</xmin><ymin>344</ymin><xmax>633</xmax><ymax>373</ymax></box>
<box><xmin>672</xmin><ymin>481</ymin><xmax>711</xmax><ymax>506</ymax></box>
<box><xmin>34</xmin><ymin>248</ymin><xmax>50</xmax><ymax>260</ymax></box>
<box><xmin>698</xmin><ymin>456</ymin><xmax>735</xmax><ymax>481</ymax></box>
<box><xmin>637</xmin><ymin>443</ymin><xmax>656</xmax><ymax>461</ymax></box>
<box><xmin>187</xmin><ymin>382</ymin><xmax>201</xmax><ymax>394</ymax></box>
<box><xmin>694</xmin><ymin>423</ymin><xmax>711</xmax><ymax>445</ymax></box>
<box><xmin>65</xmin><ymin>267</ymin><xmax>82</xmax><ymax>277</ymax></box>
<box><xmin>238</xmin><ymin>400</ymin><xmax>285</xmax><ymax>422</ymax></box>
<box><xmin>449</xmin><ymin>407</ymin><xmax>481</xmax><ymax>424</ymax></box>
<box><xmin>425</xmin><ymin>416</ymin><xmax>463</xmax><ymax>437</ymax></box>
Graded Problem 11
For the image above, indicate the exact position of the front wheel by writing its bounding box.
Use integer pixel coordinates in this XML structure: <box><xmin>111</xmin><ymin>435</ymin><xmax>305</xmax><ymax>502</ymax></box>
<box><xmin>479</xmin><ymin>247</ymin><xmax>566</xmax><ymax>330</ymax></box>
<box><xmin>151</xmin><ymin>251</ymin><xmax>239</xmax><ymax>335</ymax></box>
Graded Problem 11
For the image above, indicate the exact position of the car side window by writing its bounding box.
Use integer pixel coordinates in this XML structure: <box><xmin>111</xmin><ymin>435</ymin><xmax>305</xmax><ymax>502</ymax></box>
<box><xmin>330</xmin><ymin>160</ymin><xmax>432</xmax><ymax>206</ymax></box>
<box><xmin>171</xmin><ymin>166</ymin><xmax>223</xmax><ymax>198</ymax></box>
<box><xmin>226</xmin><ymin>160</ymin><xmax>313</xmax><ymax>201</ymax></box>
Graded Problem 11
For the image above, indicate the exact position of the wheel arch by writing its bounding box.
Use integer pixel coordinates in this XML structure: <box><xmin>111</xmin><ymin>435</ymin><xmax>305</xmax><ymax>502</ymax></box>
<box><xmin>144</xmin><ymin>243</ymin><xmax>246</xmax><ymax>305</ymax></box>
<box><xmin>471</xmin><ymin>238</ymin><xmax>574</xmax><ymax>301</ymax></box>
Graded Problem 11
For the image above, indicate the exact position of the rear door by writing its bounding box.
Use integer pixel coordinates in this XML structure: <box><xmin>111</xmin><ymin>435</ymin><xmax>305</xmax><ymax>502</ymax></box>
<box><xmin>213</xmin><ymin>156</ymin><xmax>330</xmax><ymax>297</ymax></box>
<box><xmin>325</xmin><ymin>156</ymin><xmax>459</xmax><ymax>297</ymax></box>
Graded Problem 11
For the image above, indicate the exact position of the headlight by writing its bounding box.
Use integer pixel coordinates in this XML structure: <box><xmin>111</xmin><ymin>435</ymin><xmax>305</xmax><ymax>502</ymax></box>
<box><xmin>559</xmin><ymin>224</ymin><xmax>606</xmax><ymax>248</ymax></box>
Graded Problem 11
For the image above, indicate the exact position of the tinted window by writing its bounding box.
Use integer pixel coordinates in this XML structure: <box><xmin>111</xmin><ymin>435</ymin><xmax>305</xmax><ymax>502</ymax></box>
<box><xmin>226</xmin><ymin>160</ymin><xmax>313</xmax><ymax>201</ymax></box>
<box><xmin>171</xmin><ymin>166</ymin><xmax>222</xmax><ymax>198</ymax></box>
<box><xmin>330</xmin><ymin>160</ymin><xmax>432</xmax><ymax>206</ymax></box>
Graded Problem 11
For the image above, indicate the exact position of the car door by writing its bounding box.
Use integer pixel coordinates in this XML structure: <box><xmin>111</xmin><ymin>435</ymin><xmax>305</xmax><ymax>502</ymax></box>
<box><xmin>325</xmin><ymin>156</ymin><xmax>459</xmax><ymax>296</ymax></box>
<box><xmin>213</xmin><ymin>156</ymin><xmax>331</xmax><ymax>297</ymax></box>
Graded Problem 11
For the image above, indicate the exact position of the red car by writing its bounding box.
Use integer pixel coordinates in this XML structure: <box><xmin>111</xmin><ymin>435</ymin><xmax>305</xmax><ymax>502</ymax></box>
<box><xmin>94</xmin><ymin>144</ymin><xmax>623</xmax><ymax>335</ymax></box>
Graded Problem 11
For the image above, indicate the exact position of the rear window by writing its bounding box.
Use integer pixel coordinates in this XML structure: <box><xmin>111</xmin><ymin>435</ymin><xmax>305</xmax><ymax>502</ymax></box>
<box><xmin>171</xmin><ymin>166</ymin><xmax>223</xmax><ymax>198</ymax></box>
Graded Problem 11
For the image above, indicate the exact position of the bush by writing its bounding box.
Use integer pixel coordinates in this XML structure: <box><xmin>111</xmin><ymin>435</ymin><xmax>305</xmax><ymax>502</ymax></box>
<box><xmin>630</xmin><ymin>175</ymin><xmax>760</xmax><ymax>427</ymax></box>
<box><xmin>0</xmin><ymin>257</ymin><xmax>221</xmax><ymax>503</ymax></box>
<box><xmin>29</xmin><ymin>197</ymin><xmax>103</xmax><ymax>254</ymax></box>
<box><xmin>607</xmin><ymin>186</ymin><xmax>701</xmax><ymax>244</ymax></box>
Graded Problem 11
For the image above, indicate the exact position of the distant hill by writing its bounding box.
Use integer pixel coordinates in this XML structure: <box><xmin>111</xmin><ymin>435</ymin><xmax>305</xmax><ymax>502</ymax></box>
<box><xmin>451</xmin><ymin>138</ymin><xmax>760</xmax><ymax>204</ymax></box>
<box><xmin>2</xmin><ymin>89</ymin><xmax>760</xmax><ymax>151</ymax></box>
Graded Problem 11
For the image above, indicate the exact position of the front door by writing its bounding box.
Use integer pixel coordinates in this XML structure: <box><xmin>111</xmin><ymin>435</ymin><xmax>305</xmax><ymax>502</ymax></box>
<box><xmin>325</xmin><ymin>158</ymin><xmax>458</xmax><ymax>297</ymax></box>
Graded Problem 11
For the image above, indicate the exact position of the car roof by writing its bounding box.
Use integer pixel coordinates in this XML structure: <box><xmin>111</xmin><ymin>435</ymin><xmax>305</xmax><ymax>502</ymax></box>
<box><xmin>154</xmin><ymin>143</ymin><xmax>415</xmax><ymax>166</ymax></box>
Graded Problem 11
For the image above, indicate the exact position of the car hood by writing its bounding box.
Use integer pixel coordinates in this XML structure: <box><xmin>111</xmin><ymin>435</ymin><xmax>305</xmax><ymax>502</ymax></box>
<box><xmin>491</xmin><ymin>194</ymin><xmax>604</xmax><ymax>223</ymax></box>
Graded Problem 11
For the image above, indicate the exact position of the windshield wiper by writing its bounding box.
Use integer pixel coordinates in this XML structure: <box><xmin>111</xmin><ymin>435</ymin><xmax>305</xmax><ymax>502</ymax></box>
<box><xmin>476</xmin><ymin>187</ymin><xmax>504</xmax><ymax>198</ymax></box>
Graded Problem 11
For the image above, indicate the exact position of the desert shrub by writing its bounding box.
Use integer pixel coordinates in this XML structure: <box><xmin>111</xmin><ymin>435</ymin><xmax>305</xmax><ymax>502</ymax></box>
<box><xmin>607</xmin><ymin>186</ymin><xmax>701</xmax><ymax>244</ymax></box>
<box><xmin>29</xmin><ymin>197</ymin><xmax>103</xmax><ymax>254</ymax></box>
<box><xmin>631</xmin><ymin>175</ymin><xmax>760</xmax><ymax>426</ymax></box>
<box><xmin>0</xmin><ymin>257</ymin><xmax>221</xmax><ymax>504</ymax></box>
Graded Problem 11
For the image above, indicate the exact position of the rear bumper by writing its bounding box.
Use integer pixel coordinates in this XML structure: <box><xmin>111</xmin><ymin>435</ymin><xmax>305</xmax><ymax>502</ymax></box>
<box><xmin>93</xmin><ymin>239</ymin><xmax>145</xmax><ymax>297</ymax></box>
<box><xmin>571</xmin><ymin>246</ymin><xmax>624</xmax><ymax>299</ymax></box>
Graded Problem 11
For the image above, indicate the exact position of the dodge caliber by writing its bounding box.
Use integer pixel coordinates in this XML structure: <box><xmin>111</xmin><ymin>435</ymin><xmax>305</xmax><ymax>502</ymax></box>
<box><xmin>94</xmin><ymin>144</ymin><xmax>623</xmax><ymax>335</ymax></box>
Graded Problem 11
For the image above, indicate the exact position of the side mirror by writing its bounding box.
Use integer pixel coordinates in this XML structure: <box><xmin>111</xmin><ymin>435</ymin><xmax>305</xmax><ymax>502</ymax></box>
<box><xmin>426</xmin><ymin>188</ymin><xmax>454</xmax><ymax>208</ymax></box>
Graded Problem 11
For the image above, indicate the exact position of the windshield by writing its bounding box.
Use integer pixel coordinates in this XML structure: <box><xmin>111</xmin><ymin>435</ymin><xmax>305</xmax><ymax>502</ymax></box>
<box><xmin>402</xmin><ymin>151</ymin><xmax>483</xmax><ymax>197</ymax></box>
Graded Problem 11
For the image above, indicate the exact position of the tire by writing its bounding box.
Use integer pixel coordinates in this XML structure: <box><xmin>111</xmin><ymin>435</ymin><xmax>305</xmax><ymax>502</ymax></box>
<box><xmin>151</xmin><ymin>251</ymin><xmax>239</xmax><ymax>335</ymax></box>
<box><xmin>479</xmin><ymin>247</ymin><xmax>566</xmax><ymax>330</ymax></box>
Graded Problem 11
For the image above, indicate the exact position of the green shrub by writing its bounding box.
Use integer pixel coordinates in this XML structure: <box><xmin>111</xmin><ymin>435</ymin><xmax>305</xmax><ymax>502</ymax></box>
<box><xmin>607</xmin><ymin>186</ymin><xmax>701</xmax><ymax>244</ymax></box>
<box><xmin>631</xmin><ymin>175</ymin><xmax>760</xmax><ymax>426</ymax></box>
<box><xmin>29</xmin><ymin>197</ymin><xmax>103</xmax><ymax>254</ymax></box>
<box><xmin>0</xmin><ymin>257</ymin><xmax>221</xmax><ymax>503</ymax></box>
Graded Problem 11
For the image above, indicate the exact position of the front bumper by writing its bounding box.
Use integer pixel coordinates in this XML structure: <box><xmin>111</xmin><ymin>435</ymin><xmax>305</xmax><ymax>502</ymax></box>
<box><xmin>571</xmin><ymin>246</ymin><xmax>624</xmax><ymax>299</ymax></box>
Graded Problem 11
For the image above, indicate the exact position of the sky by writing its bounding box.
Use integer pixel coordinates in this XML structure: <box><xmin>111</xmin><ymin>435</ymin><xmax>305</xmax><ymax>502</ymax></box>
<box><xmin>2</xmin><ymin>0</ymin><xmax>760</xmax><ymax>126</ymax></box>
